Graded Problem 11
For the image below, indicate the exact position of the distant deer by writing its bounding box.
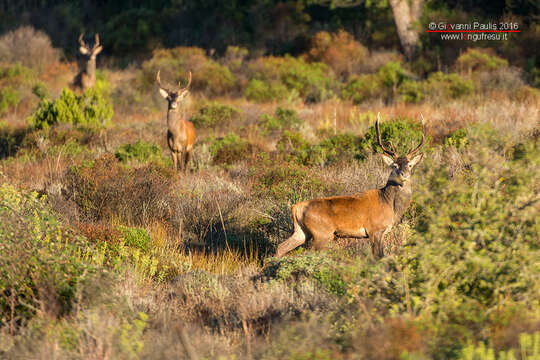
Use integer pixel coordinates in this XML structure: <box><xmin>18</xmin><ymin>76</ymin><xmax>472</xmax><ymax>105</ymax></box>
<box><xmin>276</xmin><ymin>113</ymin><xmax>426</xmax><ymax>258</ymax></box>
<box><xmin>157</xmin><ymin>70</ymin><xmax>196</xmax><ymax>173</ymax></box>
<box><xmin>71</xmin><ymin>33</ymin><xmax>102</xmax><ymax>91</ymax></box>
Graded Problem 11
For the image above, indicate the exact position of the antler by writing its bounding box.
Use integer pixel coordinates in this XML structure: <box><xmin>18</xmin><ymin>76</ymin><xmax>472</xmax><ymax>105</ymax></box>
<box><xmin>376</xmin><ymin>112</ymin><xmax>397</xmax><ymax>159</ymax></box>
<box><xmin>94</xmin><ymin>33</ymin><xmax>100</xmax><ymax>49</ymax></box>
<box><xmin>156</xmin><ymin>70</ymin><xmax>170</xmax><ymax>93</ymax></box>
<box><xmin>407</xmin><ymin>114</ymin><xmax>426</xmax><ymax>158</ymax></box>
<box><xmin>78</xmin><ymin>33</ymin><xmax>87</xmax><ymax>47</ymax></box>
<box><xmin>178</xmin><ymin>71</ymin><xmax>192</xmax><ymax>91</ymax></box>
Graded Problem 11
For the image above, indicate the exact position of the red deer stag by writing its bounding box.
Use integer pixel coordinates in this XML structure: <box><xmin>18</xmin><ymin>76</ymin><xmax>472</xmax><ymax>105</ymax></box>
<box><xmin>276</xmin><ymin>113</ymin><xmax>426</xmax><ymax>258</ymax></box>
<box><xmin>157</xmin><ymin>70</ymin><xmax>196</xmax><ymax>173</ymax></box>
<box><xmin>72</xmin><ymin>33</ymin><xmax>102</xmax><ymax>91</ymax></box>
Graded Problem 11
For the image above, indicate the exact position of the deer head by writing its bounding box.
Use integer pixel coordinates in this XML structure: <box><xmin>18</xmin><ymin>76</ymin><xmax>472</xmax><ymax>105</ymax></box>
<box><xmin>78</xmin><ymin>33</ymin><xmax>102</xmax><ymax>59</ymax></box>
<box><xmin>376</xmin><ymin>112</ymin><xmax>425</xmax><ymax>186</ymax></box>
<box><xmin>157</xmin><ymin>70</ymin><xmax>192</xmax><ymax>110</ymax></box>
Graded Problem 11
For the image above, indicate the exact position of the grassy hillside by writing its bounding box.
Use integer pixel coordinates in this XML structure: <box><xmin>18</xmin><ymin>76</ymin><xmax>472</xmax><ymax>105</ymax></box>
<box><xmin>0</xmin><ymin>26</ymin><xmax>539</xmax><ymax>359</ymax></box>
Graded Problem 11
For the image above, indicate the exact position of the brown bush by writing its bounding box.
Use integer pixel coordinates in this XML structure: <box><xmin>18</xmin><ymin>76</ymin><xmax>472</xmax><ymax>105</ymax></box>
<box><xmin>0</xmin><ymin>26</ymin><xmax>60</xmax><ymax>73</ymax></box>
<box><xmin>306</xmin><ymin>30</ymin><xmax>368</xmax><ymax>80</ymax></box>
<box><xmin>63</xmin><ymin>153</ymin><xmax>176</xmax><ymax>225</ymax></box>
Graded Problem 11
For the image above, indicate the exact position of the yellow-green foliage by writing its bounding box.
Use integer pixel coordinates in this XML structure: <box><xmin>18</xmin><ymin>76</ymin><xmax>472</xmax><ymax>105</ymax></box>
<box><xmin>459</xmin><ymin>332</ymin><xmax>540</xmax><ymax>360</ymax></box>
<box><xmin>28</xmin><ymin>80</ymin><xmax>113</xmax><ymax>129</ymax></box>
<box><xmin>190</xmin><ymin>101</ymin><xmax>241</xmax><ymax>128</ymax></box>
<box><xmin>455</xmin><ymin>48</ymin><xmax>509</xmax><ymax>73</ymax></box>
<box><xmin>209</xmin><ymin>133</ymin><xmax>253</xmax><ymax>165</ymax></box>
<box><xmin>0</xmin><ymin>63</ymin><xmax>32</xmax><ymax>115</ymax></box>
<box><xmin>259</xmin><ymin>107</ymin><xmax>303</xmax><ymax>135</ymax></box>
<box><xmin>245</xmin><ymin>78</ymin><xmax>288</xmax><ymax>102</ymax></box>
<box><xmin>341</xmin><ymin>74</ymin><xmax>382</xmax><ymax>104</ymax></box>
<box><xmin>247</xmin><ymin>55</ymin><xmax>335</xmax><ymax>102</ymax></box>
<box><xmin>0</xmin><ymin>183</ymin><xmax>97</xmax><ymax>324</ymax></box>
<box><xmin>141</xmin><ymin>46</ymin><xmax>235</xmax><ymax>96</ymax></box>
<box><xmin>115</xmin><ymin>140</ymin><xmax>166</xmax><ymax>165</ymax></box>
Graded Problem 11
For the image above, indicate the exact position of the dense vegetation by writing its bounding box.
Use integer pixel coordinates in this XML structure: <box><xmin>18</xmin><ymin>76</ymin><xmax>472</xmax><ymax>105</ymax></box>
<box><xmin>1</xmin><ymin>2</ymin><xmax>539</xmax><ymax>358</ymax></box>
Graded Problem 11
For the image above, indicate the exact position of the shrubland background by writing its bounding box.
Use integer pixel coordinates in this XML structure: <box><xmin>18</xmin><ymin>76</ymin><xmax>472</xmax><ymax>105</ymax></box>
<box><xmin>0</xmin><ymin>1</ymin><xmax>539</xmax><ymax>359</ymax></box>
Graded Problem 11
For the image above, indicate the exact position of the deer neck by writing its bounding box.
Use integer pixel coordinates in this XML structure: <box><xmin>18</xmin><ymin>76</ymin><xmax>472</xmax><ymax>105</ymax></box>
<box><xmin>380</xmin><ymin>181</ymin><xmax>412</xmax><ymax>221</ymax></box>
<box><xmin>167</xmin><ymin>108</ymin><xmax>186</xmax><ymax>136</ymax></box>
<box><xmin>85</xmin><ymin>57</ymin><xmax>96</xmax><ymax>79</ymax></box>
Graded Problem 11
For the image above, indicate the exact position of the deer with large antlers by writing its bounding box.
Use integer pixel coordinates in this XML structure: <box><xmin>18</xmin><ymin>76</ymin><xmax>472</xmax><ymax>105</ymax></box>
<box><xmin>157</xmin><ymin>71</ymin><xmax>196</xmax><ymax>173</ymax></box>
<box><xmin>71</xmin><ymin>33</ymin><xmax>102</xmax><ymax>91</ymax></box>
<box><xmin>276</xmin><ymin>113</ymin><xmax>426</xmax><ymax>258</ymax></box>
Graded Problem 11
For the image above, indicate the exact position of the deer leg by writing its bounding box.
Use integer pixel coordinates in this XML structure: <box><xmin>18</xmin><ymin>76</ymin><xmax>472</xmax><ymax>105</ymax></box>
<box><xmin>171</xmin><ymin>152</ymin><xmax>178</xmax><ymax>173</ymax></box>
<box><xmin>178</xmin><ymin>151</ymin><xmax>185</xmax><ymax>172</ymax></box>
<box><xmin>183</xmin><ymin>150</ymin><xmax>191</xmax><ymax>173</ymax></box>
<box><xmin>370</xmin><ymin>229</ymin><xmax>389</xmax><ymax>259</ymax></box>
<box><xmin>276</xmin><ymin>230</ymin><xmax>306</xmax><ymax>257</ymax></box>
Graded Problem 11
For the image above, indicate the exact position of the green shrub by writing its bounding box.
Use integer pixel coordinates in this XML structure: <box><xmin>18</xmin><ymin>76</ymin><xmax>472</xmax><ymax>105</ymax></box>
<box><xmin>277</xmin><ymin>130</ymin><xmax>323</xmax><ymax>166</ymax></box>
<box><xmin>0</xmin><ymin>86</ymin><xmax>19</xmax><ymax>115</ymax></box>
<box><xmin>277</xmin><ymin>131</ymin><xmax>363</xmax><ymax>166</ymax></box>
<box><xmin>115</xmin><ymin>140</ymin><xmax>165</xmax><ymax>165</ymax></box>
<box><xmin>398</xmin><ymin>80</ymin><xmax>425</xmax><ymax>103</ymax></box>
<box><xmin>259</xmin><ymin>107</ymin><xmax>303</xmax><ymax>135</ymax></box>
<box><xmin>377</xmin><ymin>61</ymin><xmax>409</xmax><ymax>90</ymax></box>
<box><xmin>0</xmin><ymin>62</ymin><xmax>33</xmax><ymax>82</ymax></box>
<box><xmin>31</xmin><ymin>82</ymin><xmax>50</xmax><ymax>100</ymax></box>
<box><xmin>28</xmin><ymin>80</ymin><xmax>113</xmax><ymax>130</ymax></box>
<box><xmin>341</xmin><ymin>74</ymin><xmax>382</xmax><ymax>104</ymax></box>
<box><xmin>425</xmin><ymin>72</ymin><xmax>474</xmax><ymax>99</ymax></box>
<box><xmin>209</xmin><ymin>133</ymin><xmax>253</xmax><ymax>165</ymax></box>
<box><xmin>251</xmin><ymin>156</ymin><xmax>326</xmax><ymax>202</ymax></box>
<box><xmin>0</xmin><ymin>183</ymin><xmax>98</xmax><ymax>325</ymax></box>
<box><xmin>362</xmin><ymin>117</ymin><xmax>426</xmax><ymax>156</ymax></box>
<box><xmin>190</xmin><ymin>102</ymin><xmax>241</xmax><ymax>128</ymax></box>
<box><xmin>247</xmin><ymin>56</ymin><xmax>335</xmax><ymax>102</ymax></box>
<box><xmin>318</xmin><ymin>132</ymin><xmax>364</xmax><ymax>164</ymax></box>
<box><xmin>244</xmin><ymin>79</ymin><xmax>288</xmax><ymax>103</ymax></box>
<box><xmin>198</xmin><ymin>61</ymin><xmax>236</xmax><ymax>96</ymax></box>
<box><xmin>118</xmin><ymin>226</ymin><xmax>151</xmax><ymax>252</ymax></box>
<box><xmin>265</xmin><ymin>253</ymin><xmax>346</xmax><ymax>296</ymax></box>
<box><xmin>455</xmin><ymin>48</ymin><xmax>508</xmax><ymax>74</ymax></box>
<box><xmin>0</xmin><ymin>63</ymin><xmax>33</xmax><ymax>115</ymax></box>
<box><xmin>140</xmin><ymin>46</ymin><xmax>235</xmax><ymax>96</ymax></box>
<box><xmin>444</xmin><ymin>128</ymin><xmax>468</xmax><ymax>149</ymax></box>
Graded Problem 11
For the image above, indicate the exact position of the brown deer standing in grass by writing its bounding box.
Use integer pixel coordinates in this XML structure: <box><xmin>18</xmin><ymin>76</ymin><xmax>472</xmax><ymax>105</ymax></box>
<box><xmin>276</xmin><ymin>113</ymin><xmax>426</xmax><ymax>258</ymax></box>
<box><xmin>157</xmin><ymin>70</ymin><xmax>196</xmax><ymax>173</ymax></box>
<box><xmin>71</xmin><ymin>33</ymin><xmax>102</xmax><ymax>91</ymax></box>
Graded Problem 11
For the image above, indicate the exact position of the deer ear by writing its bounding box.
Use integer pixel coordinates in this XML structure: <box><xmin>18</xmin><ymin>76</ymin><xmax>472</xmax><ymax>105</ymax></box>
<box><xmin>79</xmin><ymin>46</ymin><xmax>90</xmax><ymax>55</ymax></box>
<box><xmin>409</xmin><ymin>153</ymin><xmax>424</xmax><ymax>168</ymax></box>
<box><xmin>381</xmin><ymin>153</ymin><xmax>395</xmax><ymax>166</ymax></box>
<box><xmin>159</xmin><ymin>88</ymin><xmax>169</xmax><ymax>99</ymax></box>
